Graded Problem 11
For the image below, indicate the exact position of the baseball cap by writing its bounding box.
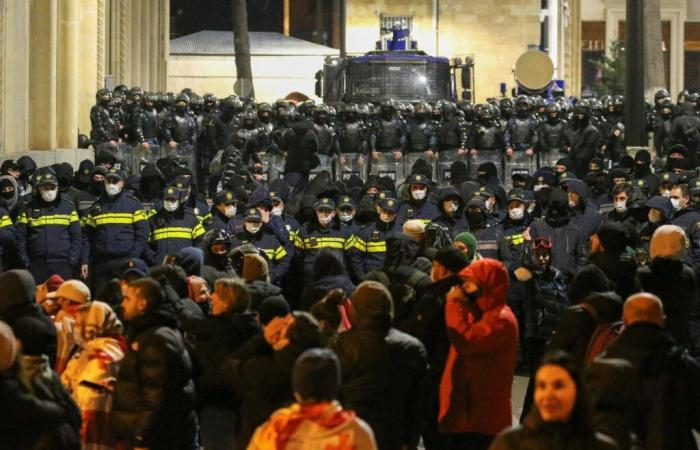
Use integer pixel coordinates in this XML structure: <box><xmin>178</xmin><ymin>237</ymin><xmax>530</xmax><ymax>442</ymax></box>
<box><xmin>314</xmin><ymin>197</ymin><xmax>336</xmax><ymax>211</ymax></box>
<box><xmin>47</xmin><ymin>279</ymin><xmax>90</xmax><ymax>304</ymax></box>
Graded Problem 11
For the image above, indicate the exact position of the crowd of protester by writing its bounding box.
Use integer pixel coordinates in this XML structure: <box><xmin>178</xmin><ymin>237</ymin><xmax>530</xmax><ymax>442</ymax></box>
<box><xmin>0</xmin><ymin>85</ymin><xmax>700</xmax><ymax>450</ymax></box>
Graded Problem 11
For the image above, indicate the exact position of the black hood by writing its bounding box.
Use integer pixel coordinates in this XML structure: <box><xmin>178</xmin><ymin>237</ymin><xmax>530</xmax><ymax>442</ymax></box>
<box><xmin>0</xmin><ymin>270</ymin><xmax>36</xmax><ymax>313</ymax></box>
<box><xmin>139</xmin><ymin>164</ymin><xmax>165</xmax><ymax>200</ymax></box>
<box><xmin>384</xmin><ymin>233</ymin><xmax>421</xmax><ymax>269</ymax></box>
<box><xmin>545</xmin><ymin>188</ymin><xmax>570</xmax><ymax>226</ymax></box>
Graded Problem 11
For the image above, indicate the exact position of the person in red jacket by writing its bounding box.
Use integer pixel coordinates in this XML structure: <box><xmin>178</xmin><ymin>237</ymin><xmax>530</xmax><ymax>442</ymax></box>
<box><xmin>439</xmin><ymin>258</ymin><xmax>519</xmax><ymax>450</ymax></box>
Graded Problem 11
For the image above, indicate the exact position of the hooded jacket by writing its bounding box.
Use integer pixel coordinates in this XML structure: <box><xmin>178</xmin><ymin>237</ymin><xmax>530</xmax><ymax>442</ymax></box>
<box><xmin>431</xmin><ymin>186</ymin><xmax>468</xmax><ymax>237</ymax></box>
<box><xmin>439</xmin><ymin>259</ymin><xmax>518</xmax><ymax>436</ymax></box>
<box><xmin>0</xmin><ymin>174</ymin><xmax>19</xmax><ymax>212</ymax></box>
<box><xmin>0</xmin><ymin>270</ymin><xmax>57</xmax><ymax>364</ymax></box>
<box><xmin>564</xmin><ymin>179</ymin><xmax>601</xmax><ymax>239</ymax></box>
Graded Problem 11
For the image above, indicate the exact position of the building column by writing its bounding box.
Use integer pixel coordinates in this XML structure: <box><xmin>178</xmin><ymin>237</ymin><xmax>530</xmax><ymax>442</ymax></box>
<box><xmin>129</xmin><ymin>0</ymin><xmax>140</xmax><ymax>87</ymax></box>
<box><xmin>140</xmin><ymin>0</ymin><xmax>150</xmax><ymax>90</ymax></box>
<box><xmin>149</xmin><ymin>0</ymin><xmax>159</xmax><ymax>89</ymax></box>
<box><xmin>57</xmin><ymin>0</ymin><xmax>80</xmax><ymax>148</ymax></box>
<box><xmin>563</xmin><ymin>0</ymin><xmax>581</xmax><ymax>96</ymax></box>
<box><xmin>79</xmin><ymin>0</ymin><xmax>98</xmax><ymax>138</ymax></box>
<box><xmin>29</xmin><ymin>0</ymin><xmax>58</xmax><ymax>150</ymax></box>
<box><xmin>160</xmin><ymin>0</ymin><xmax>169</xmax><ymax>90</ymax></box>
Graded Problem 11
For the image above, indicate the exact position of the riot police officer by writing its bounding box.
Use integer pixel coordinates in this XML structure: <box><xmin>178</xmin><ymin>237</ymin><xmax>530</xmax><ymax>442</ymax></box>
<box><xmin>161</xmin><ymin>93</ymin><xmax>199</xmax><ymax>180</ymax></box>
<box><xmin>90</xmin><ymin>88</ymin><xmax>118</xmax><ymax>152</ymax></box>
<box><xmin>371</xmin><ymin>98</ymin><xmax>406</xmax><ymax>160</ymax></box>
<box><xmin>436</xmin><ymin>101</ymin><xmax>468</xmax><ymax>154</ymax></box>
<box><xmin>16</xmin><ymin>172</ymin><xmax>81</xmax><ymax>281</ymax></box>
<box><xmin>538</xmin><ymin>102</ymin><xmax>567</xmax><ymax>166</ymax></box>
<box><xmin>406</xmin><ymin>102</ymin><xmax>438</xmax><ymax>156</ymax></box>
<box><xmin>313</xmin><ymin>104</ymin><xmax>336</xmax><ymax>168</ymax></box>
<box><xmin>505</xmin><ymin>95</ymin><xmax>538</xmax><ymax>156</ymax></box>
<box><xmin>144</xmin><ymin>186</ymin><xmax>205</xmax><ymax>265</ymax></box>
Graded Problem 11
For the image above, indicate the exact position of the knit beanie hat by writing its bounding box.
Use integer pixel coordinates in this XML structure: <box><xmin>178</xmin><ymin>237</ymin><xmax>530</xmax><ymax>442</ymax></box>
<box><xmin>650</xmin><ymin>224</ymin><xmax>686</xmax><ymax>261</ymax></box>
<box><xmin>243</xmin><ymin>253</ymin><xmax>269</xmax><ymax>282</ymax></box>
<box><xmin>0</xmin><ymin>321</ymin><xmax>17</xmax><ymax>373</ymax></box>
<box><xmin>351</xmin><ymin>281</ymin><xmax>393</xmax><ymax>320</ymax></box>
<box><xmin>434</xmin><ymin>247</ymin><xmax>468</xmax><ymax>274</ymax></box>
<box><xmin>292</xmin><ymin>348</ymin><xmax>341</xmax><ymax>402</ymax></box>
<box><xmin>455</xmin><ymin>232</ymin><xmax>478</xmax><ymax>259</ymax></box>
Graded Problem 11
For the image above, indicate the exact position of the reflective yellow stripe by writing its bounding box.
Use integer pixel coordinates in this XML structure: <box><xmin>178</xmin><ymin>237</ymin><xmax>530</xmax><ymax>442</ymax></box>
<box><xmin>353</xmin><ymin>237</ymin><xmax>367</xmax><ymax>251</ymax></box>
<box><xmin>17</xmin><ymin>213</ymin><xmax>28</xmax><ymax>225</ymax></box>
<box><xmin>146</xmin><ymin>209</ymin><xmax>158</xmax><ymax>219</ymax></box>
<box><xmin>365</xmin><ymin>241</ymin><xmax>387</xmax><ymax>252</ymax></box>
<box><xmin>152</xmin><ymin>227</ymin><xmax>195</xmax><ymax>241</ymax></box>
<box><xmin>273</xmin><ymin>246</ymin><xmax>287</xmax><ymax>260</ymax></box>
<box><xmin>0</xmin><ymin>215</ymin><xmax>12</xmax><ymax>228</ymax></box>
<box><xmin>93</xmin><ymin>213</ymin><xmax>135</xmax><ymax>225</ymax></box>
<box><xmin>133</xmin><ymin>210</ymin><xmax>147</xmax><ymax>222</ymax></box>
<box><xmin>192</xmin><ymin>221</ymin><xmax>205</xmax><ymax>239</ymax></box>
<box><xmin>20</xmin><ymin>214</ymin><xmax>75</xmax><ymax>227</ymax></box>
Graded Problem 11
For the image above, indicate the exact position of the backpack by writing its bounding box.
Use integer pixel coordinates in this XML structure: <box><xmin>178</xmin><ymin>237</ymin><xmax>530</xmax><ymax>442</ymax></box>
<box><xmin>373</xmin><ymin>270</ymin><xmax>425</xmax><ymax>318</ymax></box>
<box><xmin>424</xmin><ymin>221</ymin><xmax>454</xmax><ymax>250</ymax></box>
<box><xmin>581</xmin><ymin>302</ymin><xmax>624</xmax><ymax>366</ymax></box>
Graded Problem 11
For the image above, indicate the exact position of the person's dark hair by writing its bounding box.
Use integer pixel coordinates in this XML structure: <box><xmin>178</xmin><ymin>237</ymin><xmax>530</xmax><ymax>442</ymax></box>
<box><xmin>310</xmin><ymin>289</ymin><xmax>345</xmax><ymax>334</ymax></box>
<box><xmin>672</xmin><ymin>183</ymin><xmax>690</xmax><ymax>198</ymax></box>
<box><xmin>95</xmin><ymin>279</ymin><xmax>123</xmax><ymax>307</ymax></box>
<box><xmin>610</xmin><ymin>181</ymin><xmax>632</xmax><ymax>198</ymax></box>
<box><xmin>292</xmin><ymin>348</ymin><xmax>341</xmax><ymax>403</ymax></box>
<box><xmin>524</xmin><ymin>351</ymin><xmax>594</xmax><ymax>441</ymax></box>
<box><xmin>287</xmin><ymin>311</ymin><xmax>323</xmax><ymax>350</ymax></box>
<box><xmin>312</xmin><ymin>248</ymin><xmax>347</xmax><ymax>280</ymax></box>
<box><xmin>128</xmin><ymin>277</ymin><xmax>165</xmax><ymax>311</ymax></box>
<box><xmin>149</xmin><ymin>264</ymin><xmax>188</xmax><ymax>299</ymax></box>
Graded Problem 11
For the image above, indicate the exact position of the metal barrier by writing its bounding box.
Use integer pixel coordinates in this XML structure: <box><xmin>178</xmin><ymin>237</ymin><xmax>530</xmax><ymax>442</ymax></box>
<box><xmin>403</xmin><ymin>152</ymin><xmax>436</xmax><ymax>182</ymax></box>
<box><xmin>370</xmin><ymin>151</ymin><xmax>404</xmax><ymax>183</ymax></box>
<box><xmin>469</xmin><ymin>151</ymin><xmax>503</xmax><ymax>184</ymax></box>
<box><xmin>504</xmin><ymin>152</ymin><xmax>536</xmax><ymax>189</ymax></box>
<box><xmin>336</xmin><ymin>153</ymin><xmax>367</xmax><ymax>181</ymax></box>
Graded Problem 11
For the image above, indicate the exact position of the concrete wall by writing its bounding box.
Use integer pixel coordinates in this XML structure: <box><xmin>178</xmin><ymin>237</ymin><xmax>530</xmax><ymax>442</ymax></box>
<box><xmin>167</xmin><ymin>54</ymin><xmax>336</xmax><ymax>102</ymax></box>
<box><xmin>346</xmin><ymin>0</ymin><xmax>541</xmax><ymax>102</ymax></box>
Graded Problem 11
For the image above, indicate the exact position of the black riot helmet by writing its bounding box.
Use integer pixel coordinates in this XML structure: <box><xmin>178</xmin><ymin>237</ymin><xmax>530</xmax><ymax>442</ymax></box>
<box><xmin>96</xmin><ymin>88</ymin><xmax>112</xmax><ymax>106</ymax></box>
<box><xmin>678</xmin><ymin>89</ymin><xmax>690</xmax><ymax>104</ymax></box>
<box><xmin>611</xmin><ymin>95</ymin><xmax>624</xmax><ymax>113</ymax></box>
<box><xmin>144</xmin><ymin>92</ymin><xmax>158</xmax><ymax>108</ymax></box>
<box><xmin>380</xmin><ymin>98</ymin><xmax>396</xmax><ymax>119</ymax></box>
<box><xmin>112</xmin><ymin>90</ymin><xmax>125</xmax><ymax>106</ymax></box>
<box><xmin>515</xmin><ymin>95</ymin><xmax>531</xmax><ymax>116</ymax></box>
<box><xmin>545</xmin><ymin>102</ymin><xmax>561</xmax><ymax>122</ymax></box>
<box><xmin>499</xmin><ymin>97</ymin><xmax>515</xmax><ymax>117</ymax></box>
<box><xmin>203</xmin><ymin>93</ymin><xmax>218</xmax><ymax>111</ymax></box>
<box><xmin>257</xmin><ymin>102</ymin><xmax>273</xmax><ymax>123</ymax></box>
<box><xmin>655</xmin><ymin>89</ymin><xmax>670</xmax><ymax>105</ymax></box>
<box><xmin>343</xmin><ymin>103</ymin><xmax>359</xmax><ymax>122</ymax></box>
<box><xmin>457</xmin><ymin>100</ymin><xmax>474</xmax><ymax>121</ymax></box>
<box><xmin>441</xmin><ymin>101</ymin><xmax>457</xmax><ymax>119</ymax></box>
<box><xmin>242</xmin><ymin>109</ymin><xmax>258</xmax><ymax>128</ymax></box>
<box><xmin>476</xmin><ymin>103</ymin><xmax>493</xmax><ymax>123</ymax></box>
<box><xmin>129</xmin><ymin>87</ymin><xmax>144</xmax><ymax>104</ymax></box>
<box><xmin>190</xmin><ymin>94</ymin><xmax>203</xmax><ymax>113</ymax></box>
<box><xmin>313</xmin><ymin>104</ymin><xmax>329</xmax><ymax>124</ymax></box>
<box><xmin>414</xmin><ymin>101</ymin><xmax>431</xmax><ymax>120</ymax></box>
<box><xmin>299</xmin><ymin>100</ymin><xmax>316</xmax><ymax>117</ymax></box>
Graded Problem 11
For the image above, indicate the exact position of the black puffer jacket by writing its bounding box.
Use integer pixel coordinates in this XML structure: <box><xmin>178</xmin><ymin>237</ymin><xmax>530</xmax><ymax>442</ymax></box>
<box><xmin>111</xmin><ymin>304</ymin><xmax>197</xmax><ymax>450</ymax></box>
<box><xmin>331</xmin><ymin>324</ymin><xmax>430</xmax><ymax>450</ymax></box>
<box><xmin>247</xmin><ymin>280</ymin><xmax>286</xmax><ymax>312</ymax></box>
<box><xmin>547</xmin><ymin>291</ymin><xmax>623</xmax><ymax>366</ymax></box>
<box><xmin>0</xmin><ymin>270</ymin><xmax>57</xmax><ymax>365</ymax></box>
<box><xmin>282</xmin><ymin>119</ymin><xmax>319</xmax><ymax>173</ymax></box>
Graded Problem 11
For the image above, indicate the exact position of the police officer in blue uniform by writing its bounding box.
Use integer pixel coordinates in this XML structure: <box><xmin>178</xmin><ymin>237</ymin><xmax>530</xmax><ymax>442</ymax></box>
<box><xmin>80</xmin><ymin>168</ymin><xmax>150</xmax><ymax>293</ymax></box>
<box><xmin>396</xmin><ymin>173</ymin><xmax>439</xmax><ymax>230</ymax></box>
<box><xmin>15</xmin><ymin>172</ymin><xmax>80</xmax><ymax>282</ymax></box>
<box><xmin>202</xmin><ymin>189</ymin><xmax>237</xmax><ymax>233</ymax></box>
<box><xmin>351</xmin><ymin>196</ymin><xmax>401</xmax><ymax>279</ymax></box>
<box><xmin>234</xmin><ymin>207</ymin><xmax>290</xmax><ymax>285</ymax></box>
<box><xmin>145</xmin><ymin>186</ymin><xmax>205</xmax><ymax>265</ymax></box>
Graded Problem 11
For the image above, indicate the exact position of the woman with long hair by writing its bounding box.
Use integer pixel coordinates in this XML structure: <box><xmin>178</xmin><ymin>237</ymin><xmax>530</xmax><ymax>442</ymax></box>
<box><xmin>489</xmin><ymin>351</ymin><xmax>618</xmax><ymax>450</ymax></box>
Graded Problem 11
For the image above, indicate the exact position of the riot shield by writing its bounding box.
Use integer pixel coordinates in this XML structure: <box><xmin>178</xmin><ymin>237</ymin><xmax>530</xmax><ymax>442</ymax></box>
<box><xmin>165</xmin><ymin>143</ymin><xmax>197</xmax><ymax>184</ymax></box>
<box><xmin>112</xmin><ymin>143</ymin><xmax>133</xmax><ymax>176</ymax></box>
<box><xmin>403</xmin><ymin>152</ymin><xmax>436</xmax><ymax>181</ymax></box>
<box><xmin>132</xmin><ymin>143</ymin><xmax>163</xmax><ymax>176</ymax></box>
<box><xmin>309</xmin><ymin>154</ymin><xmax>335</xmax><ymax>182</ymax></box>
<box><xmin>469</xmin><ymin>150</ymin><xmax>503</xmax><ymax>184</ymax></box>
<box><xmin>537</xmin><ymin>150</ymin><xmax>568</xmax><ymax>170</ymax></box>
<box><xmin>504</xmin><ymin>152</ymin><xmax>536</xmax><ymax>189</ymax></box>
<box><xmin>369</xmin><ymin>152</ymin><xmax>404</xmax><ymax>184</ymax></box>
<box><xmin>335</xmin><ymin>153</ymin><xmax>367</xmax><ymax>182</ymax></box>
<box><xmin>436</xmin><ymin>150</ymin><xmax>464</xmax><ymax>185</ymax></box>
<box><xmin>257</xmin><ymin>153</ymin><xmax>286</xmax><ymax>183</ymax></box>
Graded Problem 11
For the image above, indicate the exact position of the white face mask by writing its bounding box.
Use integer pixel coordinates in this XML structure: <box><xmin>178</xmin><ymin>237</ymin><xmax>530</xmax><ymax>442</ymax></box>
<box><xmin>534</xmin><ymin>184</ymin><xmax>547</xmax><ymax>192</ymax></box>
<box><xmin>245</xmin><ymin>223</ymin><xmax>261</xmax><ymax>234</ymax></box>
<box><xmin>527</xmin><ymin>204</ymin><xmax>536</xmax><ymax>214</ymax></box>
<box><xmin>614</xmin><ymin>200</ymin><xmax>627</xmax><ymax>213</ymax></box>
<box><xmin>671</xmin><ymin>198</ymin><xmax>682</xmax><ymax>211</ymax></box>
<box><xmin>164</xmin><ymin>200</ymin><xmax>179</xmax><ymax>212</ymax></box>
<box><xmin>271</xmin><ymin>206</ymin><xmax>283</xmax><ymax>216</ymax></box>
<box><xmin>446</xmin><ymin>202</ymin><xmax>459</xmax><ymax>213</ymax></box>
<box><xmin>661</xmin><ymin>189</ymin><xmax>671</xmax><ymax>198</ymax></box>
<box><xmin>485</xmin><ymin>198</ymin><xmax>495</xmax><ymax>212</ymax></box>
<box><xmin>339</xmin><ymin>213</ymin><xmax>354</xmax><ymax>223</ymax></box>
<box><xmin>40</xmin><ymin>188</ymin><xmax>58</xmax><ymax>203</ymax></box>
<box><xmin>224</xmin><ymin>205</ymin><xmax>236</xmax><ymax>218</ymax></box>
<box><xmin>317</xmin><ymin>212</ymin><xmax>334</xmax><ymax>226</ymax></box>
<box><xmin>508</xmin><ymin>207</ymin><xmax>524</xmax><ymax>221</ymax></box>
<box><xmin>412</xmin><ymin>189</ymin><xmax>427</xmax><ymax>201</ymax></box>
<box><xmin>105</xmin><ymin>183</ymin><xmax>122</xmax><ymax>197</ymax></box>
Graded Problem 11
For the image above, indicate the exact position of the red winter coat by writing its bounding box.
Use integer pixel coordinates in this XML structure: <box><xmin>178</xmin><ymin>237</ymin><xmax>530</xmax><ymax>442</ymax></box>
<box><xmin>438</xmin><ymin>258</ymin><xmax>518</xmax><ymax>436</ymax></box>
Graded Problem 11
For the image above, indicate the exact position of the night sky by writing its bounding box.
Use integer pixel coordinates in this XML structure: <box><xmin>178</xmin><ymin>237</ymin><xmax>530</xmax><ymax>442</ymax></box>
<box><xmin>170</xmin><ymin>0</ymin><xmax>284</xmax><ymax>38</ymax></box>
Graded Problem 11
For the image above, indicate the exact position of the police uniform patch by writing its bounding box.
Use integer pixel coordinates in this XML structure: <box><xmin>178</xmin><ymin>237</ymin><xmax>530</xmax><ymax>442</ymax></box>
<box><xmin>226</xmin><ymin>192</ymin><xmax>233</xmax><ymax>201</ymax></box>
<box><xmin>406</xmin><ymin>209</ymin><xmax>414</xmax><ymax>218</ymax></box>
